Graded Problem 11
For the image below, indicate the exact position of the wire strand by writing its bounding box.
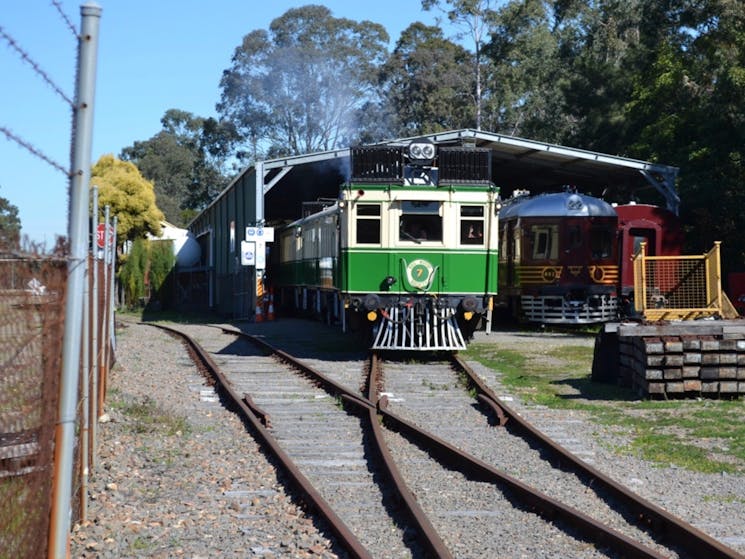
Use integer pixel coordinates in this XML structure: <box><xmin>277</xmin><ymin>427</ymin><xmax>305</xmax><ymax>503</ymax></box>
<box><xmin>0</xmin><ymin>125</ymin><xmax>72</xmax><ymax>177</ymax></box>
<box><xmin>0</xmin><ymin>25</ymin><xmax>74</xmax><ymax>107</ymax></box>
<box><xmin>51</xmin><ymin>0</ymin><xmax>79</xmax><ymax>38</ymax></box>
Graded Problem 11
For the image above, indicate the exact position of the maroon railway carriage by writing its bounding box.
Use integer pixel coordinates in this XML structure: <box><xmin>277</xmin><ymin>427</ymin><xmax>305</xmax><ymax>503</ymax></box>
<box><xmin>497</xmin><ymin>191</ymin><xmax>620</xmax><ymax>324</ymax></box>
<box><xmin>615</xmin><ymin>203</ymin><xmax>684</xmax><ymax>315</ymax></box>
<box><xmin>497</xmin><ymin>192</ymin><xmax>685</xmax><ymax>324</ymax></box>
<box><xmin>615</xmin><ymin>203</ymin><xmax>684</xmax><ymax>293</ymax></box>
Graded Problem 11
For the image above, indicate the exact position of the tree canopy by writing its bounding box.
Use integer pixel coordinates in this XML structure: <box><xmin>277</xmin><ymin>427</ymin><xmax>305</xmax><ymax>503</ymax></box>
<box><xmin>421</xmin><ymin>0</ymin><xmax>500</xmax><ymax>129</ymax></box>
<box><xmin>217</xmin><ymin>5</ymin><xmax>389</xmax><ymax>160</ymax></box>
<box><xmin>380</xmin><ymin>23</ymin><xmax>475</xmax><ymax>135</ymax></box>
<box><xmin>117</xmin><ymin>2</ymin><xmax>745</xmax><ymax>274</ymax></box>
<box><xmin>0</xmin><ymin>189</ymin><xmax>21</xmax><ymax>251</ymax></box>
<box><xmin>90</xmin><ymin>154</ymin><xmax>164</xmax><ymax>242</ymax></box>
<box><xmin>121</xmin><ymin>109</ymin><xmax>237</xmax><ymax>226</ymax></box>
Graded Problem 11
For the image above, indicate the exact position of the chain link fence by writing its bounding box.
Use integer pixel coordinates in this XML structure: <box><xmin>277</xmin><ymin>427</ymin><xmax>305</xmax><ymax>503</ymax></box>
<box><xmin>0</xmin><ymin>253</ymin><xmax>115</xmax><ymax>559</ymax></box>
<box><xmin>0</xmin><ymin>255</ymin><xmax>67</xmax><ymax>559</ymax></box>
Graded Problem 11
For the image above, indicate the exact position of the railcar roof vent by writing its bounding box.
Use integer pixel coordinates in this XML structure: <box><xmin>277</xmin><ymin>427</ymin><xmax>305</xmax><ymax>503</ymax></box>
<box><xmin>350</xmin><ymin>146</ymin><xmax>404</xmax><ymax>183</ymax></box>
<box><xmin>438</xmin><ymin>147</ymin><xmax>492</xmax><ymax>184</ymax></box>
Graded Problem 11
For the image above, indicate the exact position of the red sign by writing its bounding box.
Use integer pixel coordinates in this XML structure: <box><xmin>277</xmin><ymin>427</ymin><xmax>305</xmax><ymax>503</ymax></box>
<box><xmin>96</xmin><ymin>223</ymin><xmax>115</xmax><ymax>249</ymax></box>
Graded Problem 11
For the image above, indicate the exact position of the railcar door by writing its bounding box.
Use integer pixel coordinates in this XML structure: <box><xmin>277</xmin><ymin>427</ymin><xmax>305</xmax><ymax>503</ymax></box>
<box><xmin>501</xmin><ymin>220</ymin><xmax>518</xmax><ymax>290</ymax></box>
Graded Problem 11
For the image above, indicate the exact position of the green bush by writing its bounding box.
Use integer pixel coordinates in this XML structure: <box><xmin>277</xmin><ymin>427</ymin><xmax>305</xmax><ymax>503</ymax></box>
<box><xmin>118</xmin><ymin>238</ymin><xmax>146</xmax><ymax>309</ymax></box>
<box><xmin>148</xmin><ymin>239</ymin><xmax>175</xmax><ymax>306</ymax></box>
<box><xmin>117</xmin><ymin>238</ymin><xmax>175</xmax><ymax>309</ymax></box>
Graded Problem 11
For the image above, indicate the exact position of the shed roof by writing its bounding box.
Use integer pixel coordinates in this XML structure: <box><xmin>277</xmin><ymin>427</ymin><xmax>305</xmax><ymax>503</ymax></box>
<box><xmin>214</xmin><ymin>128</ymin><xmax>680</xmax><ymax>226</ymax></box>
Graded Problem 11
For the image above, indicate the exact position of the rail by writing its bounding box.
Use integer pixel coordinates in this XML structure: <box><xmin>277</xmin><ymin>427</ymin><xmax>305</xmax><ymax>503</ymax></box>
<box><xmin>146</xmin><ymin>323</ymin><xmax>372</xmax><ymax>559</ymax></box>
<box><xmin>633</xmin><ymin>241</ymin><xmax>739</xmax><ymax>320</ymax></box>
<box><xmin>144</xmin><ymin>322</ymin><xmax>744</xmax><ymax>558</ymax></box>
<box><xmin>451</xmin><ymin>354</ymin><xmax>745</xmax><ymax>559</ymax></box>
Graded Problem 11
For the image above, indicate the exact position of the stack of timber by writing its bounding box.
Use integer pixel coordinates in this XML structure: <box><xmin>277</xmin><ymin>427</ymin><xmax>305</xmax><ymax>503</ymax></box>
<box><xmin>593</xmin><ymin>320</ymin><xmax>745</xmax><ymax>398</ymax></box>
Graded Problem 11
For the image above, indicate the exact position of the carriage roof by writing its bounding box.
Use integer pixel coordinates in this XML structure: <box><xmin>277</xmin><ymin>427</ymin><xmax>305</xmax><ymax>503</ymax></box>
<box><xmin>499</xmin><ymin>191</ymin><xmax>617</xmax><ymax>219</ymax></box>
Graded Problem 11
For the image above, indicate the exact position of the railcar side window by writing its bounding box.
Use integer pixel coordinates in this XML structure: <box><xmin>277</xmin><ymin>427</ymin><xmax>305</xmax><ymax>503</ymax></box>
<box><xmin>356</xmin><ymin>204</ymin><xmax>381</xmax><ymax>244</ymax></box>
<box><xmin>399</xmin><ymin>201</ymin><xmax>442</xmax><ymax>242</ymax></box>
<box><xmin>460</xmin><ymin>205</ymin><xmax>484</xmax><ymax>245</ymax></box>
<box><xmin>590</xmin><ymin>227</ymin><xmax>613</xmax><ymax>259</ymax></box>
<box><xmin>530</xmin><ymin>225</ymin><xmax>558</xmax><ymax>259</ymax></box>
<box><xmin>630</xmin><ymin>229</ymin><xmax>655</xmax><ymax>256</ymax></box>
<box><xmin>568</xmin><ymin>225</ymin><xmax>582</xmax><ymax>249</ymax></box>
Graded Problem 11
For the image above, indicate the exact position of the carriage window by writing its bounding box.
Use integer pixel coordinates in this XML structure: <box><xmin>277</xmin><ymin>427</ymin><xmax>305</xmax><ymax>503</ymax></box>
<box><xmin>531</xmin><ymin>225</ymin><xmax>558</xmax><ymax>259</ymax></box>
<box><xmin>590</xmin><ymin>227</ymin><xmax>613</xmax><ymax>259</ymax></box>
<box><xmin>631</xmin><ymin>229</ymin><xmax>655</xmax><ymax>256</ymax></box>
<box><xmin>460</xmin><ymin>205</ymin><xmax>484</xmax><ymax>245</ymax></box>
<box><xmin>568</xmin><ymin>225</ymin><xmax>582</xmax><ymax>249</ymax></box>
<box><xmin>399</xmin><ymin>201</ymin><xmax>442</xmax><ymax>242</ymax></box>
<box><xmin>356</xmin><ymin>204</ymin><xmax>381</xmax><ymax>244</ymax></box>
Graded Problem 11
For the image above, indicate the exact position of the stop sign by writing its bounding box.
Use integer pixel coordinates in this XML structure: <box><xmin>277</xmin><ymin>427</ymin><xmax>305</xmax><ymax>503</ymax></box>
<box><xmin>96</xmin><ymin>223</ymin><xmax>114</xmax><ymax>249</ymax></box>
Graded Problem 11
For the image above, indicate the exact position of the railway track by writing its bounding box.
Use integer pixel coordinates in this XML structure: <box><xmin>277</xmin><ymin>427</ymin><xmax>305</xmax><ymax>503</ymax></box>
<box><xmin>148</xmin><ymin>321</ymin><xmax>745</xmax><ymax>559</ymax></box>
<box><xmin>154</xmin><ymin>323</ymin><xmax>425</xmax><ymax>559</ymax></box>
<box><xmin>375</xmin><ymin>354</ymin><xmax>743</xmax><ymax>559</ymax></box>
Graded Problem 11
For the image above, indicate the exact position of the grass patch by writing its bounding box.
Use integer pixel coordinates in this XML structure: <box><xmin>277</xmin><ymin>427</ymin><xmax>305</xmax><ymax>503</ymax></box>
<box><xmin>129</xmin><ymin>535</ymin><xmax>154</xmax><ymax>553</ymax></box>
<box><xmin>112</xmin><ymin>396</ymin><xmax>191</xmax><ymax>437</ymax></box>
<box><xmin>625</xmin><ymin>431</ymin><xmax>737</xmax><ymax>473</ymax></box>
<box><xmin>463</xmin><ymin>340</ymin><xmax>745</xmax><ymax>474</ymax></box>
<box><xmin>463</xmin><ymin>343</ymin><xmax>633</xmax><ymax>408</ymax></box>
<box><xmin>421</xmin><ymin>379</ymin><xmax>453</xmax><ymax>391</ymax></box>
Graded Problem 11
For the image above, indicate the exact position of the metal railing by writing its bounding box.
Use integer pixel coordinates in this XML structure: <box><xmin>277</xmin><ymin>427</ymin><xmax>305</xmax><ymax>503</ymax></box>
<box><xmin>633</xmin><ymin>241</ymin><xmax>738</xmax><ymax>320</ymax></box>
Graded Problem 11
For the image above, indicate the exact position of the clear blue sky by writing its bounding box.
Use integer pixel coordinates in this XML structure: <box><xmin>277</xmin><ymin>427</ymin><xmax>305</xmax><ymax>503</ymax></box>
<box><xmin>1</xmin><ymin>0</ymin><xmax>450</xmax><ymax>244</ymax></box>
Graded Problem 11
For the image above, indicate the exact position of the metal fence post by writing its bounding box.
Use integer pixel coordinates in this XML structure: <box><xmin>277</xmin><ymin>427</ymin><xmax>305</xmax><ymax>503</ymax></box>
<box><xmin>50</xmin><ymin>4</ymin><xmax>101</xmax><ymax>558</ymax></box>
<box><xmin>108</xmin><ymin>216</ymin><xmax>118</xmax><ymax>355</ymax></box>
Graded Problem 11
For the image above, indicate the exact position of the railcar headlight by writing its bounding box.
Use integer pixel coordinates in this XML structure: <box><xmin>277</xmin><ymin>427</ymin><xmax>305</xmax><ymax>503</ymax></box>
<box><xmin>407</xmin><ymin>140</ymin><xmax>436</xmax><ymax>165</ymax></box>
<box><xmin>367</xmin><ymin>311</ymin><xmax>378</xmax><ymax>322</ymax></box>
<box><xmin>463</xmin><ymin>311</ymin><xmax>474</xmax><ymax>321</ymax></box>
<box><xmin>461</xmin><ymin>296</ymin><xmax>478</xmax><ymax>312</ymax></box>
<box><xmin>363</xmin><ymin>293</ymin><xmax>381</xmax><ymax>311</ymax></box>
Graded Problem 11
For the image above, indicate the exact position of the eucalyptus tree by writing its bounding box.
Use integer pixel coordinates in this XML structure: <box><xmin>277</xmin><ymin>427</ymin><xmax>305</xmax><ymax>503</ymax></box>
<box><xmin>551</xmin><ymin>0</ymin><xmax>648</xmax><ymax>154</ymax></box>
<box><xmin>121</xmin><ymin>109</ymin><xmax>237</xmax><ymax>226</ymax></box>
<box><xmin>421</xmin><ymin>0</ymin><xmax>500</xmax><ymax>130</ymax></box>
<box><xmin>380</xmin><ymin>23</ymin><xmax>475</xmax><ymax>136</ymax></box>
<box><xmin>624</xmin><ymin>0</ymin><xmax>745</xmax><ymax>270</ymax></box>
<box><xmin>218</xmin><ymin>5</ymin><xmax>389</xmax><ymax>159</ymax></box>
<box><xmin>482</xmin><ymin>0</ymin><xmax>571</xmax><ymax>140</ymax></box>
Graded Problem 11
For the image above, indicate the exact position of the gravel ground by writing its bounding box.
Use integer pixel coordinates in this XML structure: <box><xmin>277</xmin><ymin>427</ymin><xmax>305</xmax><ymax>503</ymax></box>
<box><xmin>70</xmin><ymin>318</ymin><xmax>342</xmax><ymax>559</ymax></box>
<box><xmin>69</xmin><ymin>317</ymin><xmax>745</xmax><ymax>558</ymax></box>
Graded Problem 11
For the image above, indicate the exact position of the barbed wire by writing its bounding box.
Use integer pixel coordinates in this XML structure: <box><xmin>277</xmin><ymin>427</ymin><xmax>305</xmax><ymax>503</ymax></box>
<box><xmin>51</xmin><ymin>0</ymin><xmax>79</xmax><ymax>38</ymax></box>
<box><xmin>0</xmin><ymin>126</ymin><xmax>72</xmax><ymax>177</ymax></box>
<box><xmin>0</xmin><ymin>25</ymin><xmax>74</xmax><ymax>107</ymax></box>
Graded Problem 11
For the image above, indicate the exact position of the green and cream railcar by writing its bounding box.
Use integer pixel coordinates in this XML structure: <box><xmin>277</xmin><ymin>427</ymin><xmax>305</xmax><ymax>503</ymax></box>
<box><xmin>274</xmin><ymin>141</ymin><xmax>500</xmax><ymax>351</ymax></box>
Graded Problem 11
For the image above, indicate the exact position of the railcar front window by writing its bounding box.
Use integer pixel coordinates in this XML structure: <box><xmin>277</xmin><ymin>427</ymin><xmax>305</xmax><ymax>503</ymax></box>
<box><xmin>399</xmin><ymin>201</ymin><xmax>442</xmax><ymax>242</ymax></box>
<box><xmin>590</xmin><ymin>227</ymin><xmax>613</xmax><ymax>259</ymax></box>
<box><xmin>460</xmin><ymin>205</ymin><xmax>484</xmax><ymax>245</ymax></box>
<box><xmin>531</xmin><ymin>225</ymin><xmax>558</xmax><ymax>259</ymax></box>
<box><xmin>356</xmin><ymin>204</ymin><xmax>381</xmax><ymax>244</ymax></box>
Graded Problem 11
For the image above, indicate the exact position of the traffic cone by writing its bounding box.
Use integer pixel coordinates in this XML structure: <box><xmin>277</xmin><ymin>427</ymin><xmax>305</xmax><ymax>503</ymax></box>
<box><xmin>255</xmin><ymin>300</ymin><xmax>264</xmax><ymax>322</ymax></box>
<box><xmin>267</xmin><ymin>289</ymin><xmax>275</xmax><ymax>321</ymax></box>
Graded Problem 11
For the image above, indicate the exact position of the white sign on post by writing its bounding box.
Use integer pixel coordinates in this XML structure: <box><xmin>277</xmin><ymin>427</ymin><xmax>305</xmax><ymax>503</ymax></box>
<box><xmin>245</xmin><ymin>226</ymin><xmax>274</xmax><ymax>242</ymax></box>
<box><xmin>255</xmin><ymin>240</ymin><xmax>266</xmax><ymax>269</ymax></box>
<box><xmin>240</xmin><ymin>240</ymin><xmax>255</xmax><ymax>266</ymax></box>
<box><xmin>245</xmin><ymin>227</ymin><xmax>273</xmax><ymax>269</ymax></box>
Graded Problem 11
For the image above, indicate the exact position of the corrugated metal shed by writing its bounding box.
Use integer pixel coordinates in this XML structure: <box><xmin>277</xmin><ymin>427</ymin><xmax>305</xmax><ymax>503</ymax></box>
<box><xmin>187</xmin><ymin>128</ymin><xmax>679</xmax><ymax>318</ymax></box>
